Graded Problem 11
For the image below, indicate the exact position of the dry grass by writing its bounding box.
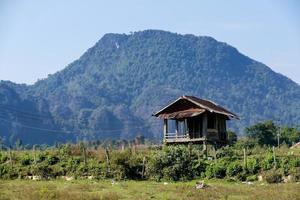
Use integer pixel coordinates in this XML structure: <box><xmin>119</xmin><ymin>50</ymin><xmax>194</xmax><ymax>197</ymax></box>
<box><xmin>0</xmin><ymin>179</ymin><xmax>299</xmax><ymax>200</ymax></box>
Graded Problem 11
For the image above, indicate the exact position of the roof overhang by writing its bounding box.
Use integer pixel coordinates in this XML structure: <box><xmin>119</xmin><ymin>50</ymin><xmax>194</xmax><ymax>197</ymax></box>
<box><xmin>153</xmin><ymin>95</ymin><xmax>239</xmax><ymax>120</ymax></box>
<box><xmin>155</xmin><ymin>108</ymin><xmax>205</xmax><ymax>119</ymax></box>
<box><xmin>187</xmin><ymin>97</ymin><xmax>239</xmax><ymax>119</ymax></box>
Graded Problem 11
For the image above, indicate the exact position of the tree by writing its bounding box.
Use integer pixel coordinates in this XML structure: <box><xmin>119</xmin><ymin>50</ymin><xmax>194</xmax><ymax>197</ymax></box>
<box><xmin>280</xmin><ymin>126</ymin><xmax>300</xmax><ymax>146</ymax></box>
<box><xmin>227</xmin><ymin>130</ymin><xmax>237</xmax><ymax>145</ymax></box>
<box><xmin>245</xmin><ymin>121</ymin><xmax>277</xmax><ymax>146</ymax></box>
<box><xmin>0</xmin><ymin>136</ymin><xmax>4</xmax><ymax>150</ymax></box>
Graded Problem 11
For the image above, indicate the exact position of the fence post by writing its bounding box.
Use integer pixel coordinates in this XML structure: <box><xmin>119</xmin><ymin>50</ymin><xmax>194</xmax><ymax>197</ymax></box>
<box><xmin>213</xmin><ymin>146</ymin><xmax>217</xmax><ymax>163</ymax></box>
<box><xmin>105</xmin><ymin>147</ymin><xmax>111</xmax><ymax>175</ymax></box>
<box><xmin>203</xmin><ymin>141</ymin><xmax>207</xmax><ymax>159</ymax></box>
<box><xmin>33</xmin><ymin>145</ymin><xmax>37</xmax><ymax>165</ymax></box>
<box><xmin>243</xmin><ymin>148</ymin><xmax>247</xmax><ymax>169</ymax></box>
<box><xmin>188</xmin><ymin>143</ymin><xmax>192</xmax><ymax>159</ymax></box>
<box><xmin>273</xmin><ymin>146</ymin><xmax>277</xmax><ymax>169</ymax></box>
<box><xmin>9</xmin><ymin>148</ymin><xmax>13</xmax><ymax>169</ymax></box>
<box><xmin>141</xmin><ymin>156</ymin><xmax>146</xmax><ymax>179</ymax></box>
<box><xmin>83</xmin><ymin>145</ymin><xmax>87</xmax><ymax>167</ymax></box>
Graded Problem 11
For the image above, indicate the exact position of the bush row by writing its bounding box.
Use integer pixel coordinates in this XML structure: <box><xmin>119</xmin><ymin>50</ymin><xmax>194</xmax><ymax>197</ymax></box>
<box><xmin>0</xmin><ymin>145</ymin><xmax>299</xmax><ymax>183</ymax></box>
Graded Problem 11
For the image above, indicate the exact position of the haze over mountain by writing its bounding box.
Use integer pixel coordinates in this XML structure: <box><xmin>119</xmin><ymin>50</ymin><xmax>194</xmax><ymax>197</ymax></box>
<box><xmin>0</xmin><ymin>30</ymin><xmax>299</xmax><ymax>145</ymax></box>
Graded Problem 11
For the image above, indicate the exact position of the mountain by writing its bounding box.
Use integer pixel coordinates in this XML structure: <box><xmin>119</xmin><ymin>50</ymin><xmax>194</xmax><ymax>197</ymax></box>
<box><xmin>0</xmin><ymin>30</ymin><xmax>299</xmax><ymax>145</ymax></box>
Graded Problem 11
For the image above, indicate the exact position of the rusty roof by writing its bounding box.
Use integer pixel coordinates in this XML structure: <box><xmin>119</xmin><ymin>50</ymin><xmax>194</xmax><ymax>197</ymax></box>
<box><xmin>157</xmin><ymin>108</ymin><xmax>206</xmax><ymax>119</ymax></box>
<box><xmin>153</xmin><ymin>95</ymin><xmax>239</xmax><ymax>119</ymax></box>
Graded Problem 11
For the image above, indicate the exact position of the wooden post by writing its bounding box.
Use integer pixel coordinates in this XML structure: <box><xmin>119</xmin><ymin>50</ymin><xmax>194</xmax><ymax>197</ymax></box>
<box><xmin>277</xmin><ymin>128</ymin><xmax>281</xmax><ymax>148</ymax></box>
<box><xmin>215</xmin><ymin>115</ymin><xmax>219</xmax><ymax>132</ymax></box>
<box><xmin>163</xmin><ymin>119</ymin><xmax>168</xmax><ymax>141</ymax></box>
<box><xmin>175</xmin><ymin>120</ymin><xmax>179</xmax><ymax>137</ymax></box>
<box><xmin>273</xmin><ymin>146</ymin><xmax>277</xmax><ymax>168</ymax></box>
<box><xmin>243</xmin><ymin>148</ymin><xmax>247</xmax><ymax>168</ymax></box>
<box><xmin>83</xmin><ymin>145</ymin><xmax>87</xmax><ymax>167</ymax></box>
<box><xmin>203</xmin><ymin>140</ymin><xmax>207</xmax><ymax>158</ymax></box>
<box><xmin>141</xmin><ymin>156</ymin><xmax>146</xmax><ymax>179</ymax></box>
<box><xmin>184</xmin><ymin>118</ymin><xmax>188</xmax><ymax>136</ymax></box>
<box><xmin>188</xmin><ymin>143</ymin><xmax>192</xmax><ymax>159</ymax></box>
<box><xmin>132</xmin><ymin>143</ymin><xmax>136</xmax><ymax>154</ymax></box>
<box><xmin>9</xmin><ymin>148</ymin><xmax>13</xmax><ymax>169</ymax></box>
<box><xmin>192</xmin><ymin>118</ymin><xmax>195</xmax><ymax>139</ymax></box>
<box><xmin>105</xmin><ymin>147</ymin><xmax>111</xmax><ymax>174</ymax></box>
<box><xmin>213</xmin><ymin>146</ymin><xmax>217</xmax><ymax>163</ymax></box>
<box><xmin>202</xmin><ymin>113</ymin><xmax>207</xmax><ymax>138</ymax></box>
<box><xmin>33</xmin><ymin>145</ymin><xmax>36</xmax><ymax>165</ymax></box>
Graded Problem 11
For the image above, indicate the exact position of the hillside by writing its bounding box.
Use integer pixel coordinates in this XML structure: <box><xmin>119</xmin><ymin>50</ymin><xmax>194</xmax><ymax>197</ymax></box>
<box><xmin>0</xmin><ymin>30</ymin><xmax>299</xmax><ymax>145</ymax></box>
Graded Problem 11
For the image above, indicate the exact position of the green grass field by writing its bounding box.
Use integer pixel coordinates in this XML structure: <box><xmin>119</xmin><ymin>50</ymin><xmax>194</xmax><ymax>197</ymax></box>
<box><xmin>0</xmin><ymin>180</ymin><xmax>299</xmax><ymax>200</ymax></box>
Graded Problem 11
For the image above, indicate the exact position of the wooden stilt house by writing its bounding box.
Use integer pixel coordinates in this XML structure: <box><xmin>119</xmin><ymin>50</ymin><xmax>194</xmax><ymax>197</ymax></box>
<box><xmin>153</xmin><ymin>95</ymin><xmax>239</xmax><ymax>145</ymax></box>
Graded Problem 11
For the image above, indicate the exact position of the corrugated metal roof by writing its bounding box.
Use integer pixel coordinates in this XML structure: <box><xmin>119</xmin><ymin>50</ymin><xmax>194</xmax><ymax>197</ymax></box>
<box><xmin>153</xmin><ymin>95</ymin><xmax>239</xmax><ymax>119</ymax></box>
<box><xmin>156</xmin><ymin>108</ymin><xmax>205</xmax><ymax>119</ymax></box>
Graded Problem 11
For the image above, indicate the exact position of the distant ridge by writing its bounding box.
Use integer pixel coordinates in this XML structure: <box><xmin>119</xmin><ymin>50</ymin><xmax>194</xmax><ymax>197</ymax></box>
<box><xmin>0</xmin><ymin>30</ymin><xmax>299</xmax><ymax>144</ymax></box>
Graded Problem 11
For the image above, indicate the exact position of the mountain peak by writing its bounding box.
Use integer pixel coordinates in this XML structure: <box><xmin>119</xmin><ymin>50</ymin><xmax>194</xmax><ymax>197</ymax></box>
<box><xmin>0</xmin><ymin>30</ymin><xmax>299</xmax><ymax>145</ymax></box>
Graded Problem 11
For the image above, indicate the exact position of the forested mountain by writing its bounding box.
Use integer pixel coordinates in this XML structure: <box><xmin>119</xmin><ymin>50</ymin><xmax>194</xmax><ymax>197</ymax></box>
<box><xmin>0</xmin><ymin>30</ymin><xmax>299</xmax><ymax>145</ymax></box>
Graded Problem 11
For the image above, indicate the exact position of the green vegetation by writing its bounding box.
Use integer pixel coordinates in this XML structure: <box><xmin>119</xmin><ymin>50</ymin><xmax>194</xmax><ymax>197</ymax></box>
<box><xmin>0</xmin><ymin>122</ymin><xmax>298</xmax><ymax>183</ymax></box>
<box><xmin>0</xmin><ymin>30</ymin><xmax>300</xmax><ymax>145</ymax></box>
<box><xmin>0</xmin><ymin>121</ymin><xmax>299</xmax><ymax>183</ymax></box>
<box><xmin>245</xmin><ymin>121</ymin><xmax>300</xmax><ymax>146</ymax></box>
<box><xmin>0</xmin><ymin>179</ymin><xmax>299</xmax><ymax>200</ymax></box>
<box><xmin>0</xmin><ymin>143</ymin><xmax>299</xmax><ymax>183</ymax></box>
<box><xmin>0</xmin><ymin>121</ymin><xmax>299</xmax><ymax>199</ymax></box>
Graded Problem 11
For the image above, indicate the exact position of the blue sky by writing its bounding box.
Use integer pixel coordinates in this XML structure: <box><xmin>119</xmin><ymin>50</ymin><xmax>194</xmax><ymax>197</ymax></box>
<box><xmin>0</xmin><ymin>0</ymin><xmax>299</xmax><ymax>84</ymax></box>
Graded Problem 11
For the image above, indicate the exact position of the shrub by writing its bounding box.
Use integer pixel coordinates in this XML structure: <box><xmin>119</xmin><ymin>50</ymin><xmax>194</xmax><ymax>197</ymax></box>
<box><xmin>75</xmin><ymin>163</ymin><xmax>88</xmax><ymax>177</ymax></box>
<box><xmin>46</xmin><ymin>155</ymin><xmax>60</xmax><ymax>165</ymax></box>
<box><xmin>49</xmin><ymin>165</ymin><xmax>64</xmax><ymax>177</ymax></box>
<box><xmin>226</xmin><ymin>161</ymin><xmax>243</xmax><ymax>177</ymax></box>
<box><xmin>264</xmin><ymin>169</ymin><xmax>282</xmax><ymax>183</ymax></box>
<box><xmin>146</xmin><ymin>150</ymin><xmax>166</xmax><ymax>181</ymax></box>
<box><xmin>146</xmin><ymin>146</ymin><xmax>194</xmax><ymax>181</ymax></box>
<box><xmin>288</xmin><ymin>167</ymin><xmax>300</xmax><ymax>182</ymax></box>
<box><xmin>20</xmin><ymin>154</ymin><xmax>32</xmax><ymax>166</ymax></box>
<box><xmin>31</xmin><ymin>162</ymin><xmax>53</xmax><ymax>179</ymax></box>
<box><xmin>217</xmin><ymin>146</ymin><xmax>235</xmax><ymax>158</ymax></box>
<box><xmin>234</xmin><ymin>138</ymin><xmax>257</xmax><ymax>149</ymax></box>
<box><xmin>246</xmin><ymin>158</ymin><xmax>260</xmax><ymax>175</ymax></box>
<box><xmin>110</xmin><ymin>150</ymin><xmax>143</xmax><ymax>180</ymax></box>
<box><xmin>63</xmin><ymin>157</ymin><xmax>81</xmax><ymax>175</ymax></box>
<box><xmin>246</xmin><ymin>175</ymin><xmax>257</xmax><ymax>182</ymax></box>
<box><xmin>87</xmin><ymin>159</ymin><xmax>104</xmax><ymax>179</ymax></box>
<box><xmin>192</xmin><ymin>159</ymin><xmax>208</xmax><ymax>178</ymax></box>
<box><xmin>0</xmin><ymin>153</ymin><xmax>8</xmax><ymax>164</ymax></box>
<box><xmin>288</xmin><ymin>156</ymin><xmax>300</xmax><ymax>168</ymax></box>
<box><xmin>0</xmin><ymin>164</ymin><xmax>18</xmax><ymax>179</ymax></box>
<box><xmin>261</xmin><ymin>153</ymin><xmax>275</xmax><ymax>170</ymax></box>
<box><xmin>278</xmin><ymin>157</ymin><xmax>290</xmax><ymax>175</ymax></box>
<box><xmin>205</xmin><ymin>162</ymin><xmax>226</xmax><ymax>179</ymax></box>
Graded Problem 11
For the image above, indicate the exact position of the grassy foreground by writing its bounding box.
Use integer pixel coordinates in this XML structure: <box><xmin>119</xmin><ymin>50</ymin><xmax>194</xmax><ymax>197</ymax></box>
<box><xmin>0</xmin><ymin>180</ymin><xmax>299</xmax><ymax>200</ymax></box>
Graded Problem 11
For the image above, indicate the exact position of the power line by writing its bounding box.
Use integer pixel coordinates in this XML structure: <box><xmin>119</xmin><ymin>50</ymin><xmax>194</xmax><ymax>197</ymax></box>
<box><xmin>0</xmin><ymin>109</ymin><xmax>45</xmax><ymax>121</ymax></box>
<box><xmin>0</xmin><ymin>103</ymin><xmax>164</xmax><ymax>120</ymax></box>
<box><xmin>0</xmin><ymin>104</ymin><xmax>52</xmax><ymax>119</ymax></box>
<box><xmin>0</xmin><ymin>117</ymin><xmax>161</xmax><ymax>135</ymax></box>
<box><xmin>0</xmin><ymin>117</ymin><xmax>72</xmax><ymax>134</ymax></box>
<box><xmin>0</xmin><ymin>104</ymin><xmax>157</xmax><ymax>125</ymax></box>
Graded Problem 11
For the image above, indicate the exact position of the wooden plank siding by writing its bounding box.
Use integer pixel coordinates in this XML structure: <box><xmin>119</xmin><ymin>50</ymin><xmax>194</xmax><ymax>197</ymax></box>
<box><xmin>154</xmin><ymin>96</ymin><xmax>239</xmax><ymax>145</ymax></box>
